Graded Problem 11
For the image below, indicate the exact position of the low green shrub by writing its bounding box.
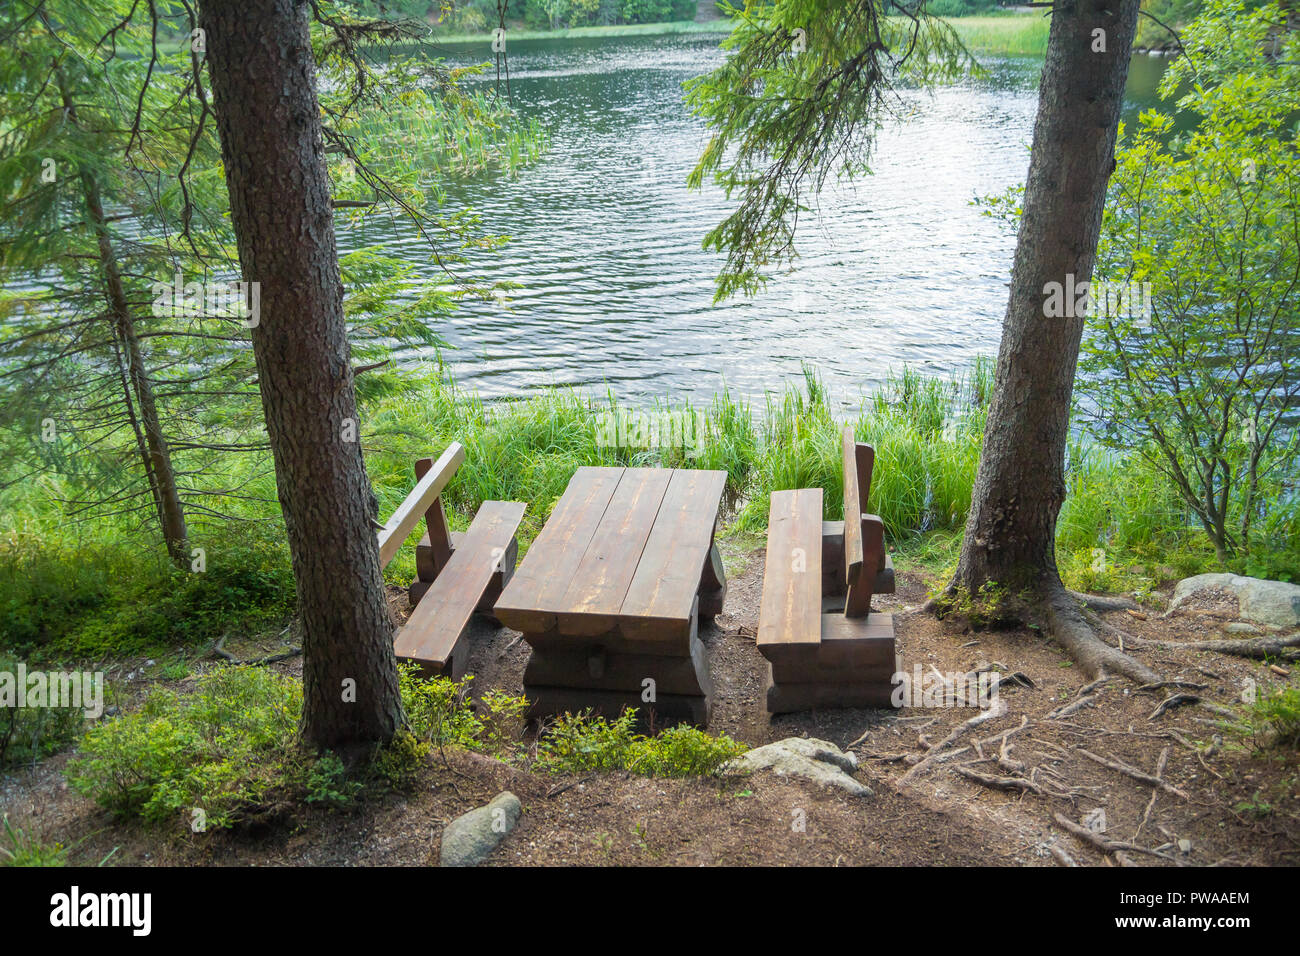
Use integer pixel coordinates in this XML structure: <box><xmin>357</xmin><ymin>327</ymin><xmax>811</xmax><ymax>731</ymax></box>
<box><xmin>536</xmin><ymin>708</ymin><xmax>746</xmax><ymax>777</ymax></box>
<box><xmin>1228</xmin><ymin>685</ymin><xmax>1300</xmax><ymax>752</ymax></box>
<box><xmin>0</xmin><ymin>654</ymin><xmax>86</xmax><ymax>768</ymax></box>
<box><xmin>66</xmin><ymin>667</ymin><xmax>301</xmax><ymax>828</ymax></box>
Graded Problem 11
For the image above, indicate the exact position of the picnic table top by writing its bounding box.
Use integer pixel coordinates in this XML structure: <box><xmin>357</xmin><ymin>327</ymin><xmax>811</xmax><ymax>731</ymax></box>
<box><xmin>493</xmin><ymin>466</ymin><xmax>727</xmax><ymax>640</ymax></box>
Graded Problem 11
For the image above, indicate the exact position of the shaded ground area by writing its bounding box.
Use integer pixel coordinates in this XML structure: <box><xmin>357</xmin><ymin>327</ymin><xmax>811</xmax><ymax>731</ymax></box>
<box><xmin>3</xmin><ymin>538</ymin><xmax>1297</xmax><ymax>866</ymax></box>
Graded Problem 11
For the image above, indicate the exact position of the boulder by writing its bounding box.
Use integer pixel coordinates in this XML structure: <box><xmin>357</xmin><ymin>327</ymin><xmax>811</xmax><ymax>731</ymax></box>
<box><xmin>724</xmin><ymin>737</ymin><xmax>871</xmax><ymax>797</ymax></box>
<box><xmin>439</xmin><ymin>791</ymin><xmax>521</xmax><ymax>867</ymax></box>
<box><xmin>1170</xmin><ymin>573</ymin><xmax>1300</xmax><ymax>629</ymax></box>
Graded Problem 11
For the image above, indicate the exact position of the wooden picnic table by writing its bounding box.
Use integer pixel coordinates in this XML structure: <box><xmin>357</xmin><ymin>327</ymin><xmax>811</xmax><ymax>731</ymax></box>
<box><xmin>493</xmin><ymin>465</ymin><xmax>728</xmax><ymax>727</ymax></box>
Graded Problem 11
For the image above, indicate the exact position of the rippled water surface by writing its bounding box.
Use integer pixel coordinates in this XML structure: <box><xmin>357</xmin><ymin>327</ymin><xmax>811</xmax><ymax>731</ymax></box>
<box><xmin>361</xmin><ymin>35</ymin><xmax>1167</xmax><ymax>411</ymax></box>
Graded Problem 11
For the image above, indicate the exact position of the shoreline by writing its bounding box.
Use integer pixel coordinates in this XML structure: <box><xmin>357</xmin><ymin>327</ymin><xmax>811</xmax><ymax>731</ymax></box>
<box><xmin>404</xmin><ymin>14</ymin><xmax>1054</xmax><ymax>56</ymax></box>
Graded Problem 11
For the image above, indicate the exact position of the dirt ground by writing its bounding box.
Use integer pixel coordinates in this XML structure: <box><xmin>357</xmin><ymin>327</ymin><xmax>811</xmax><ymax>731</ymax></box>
<box><xmin>3</xmin><ymin>538</ymin><xmax>1298</xmax><ymax>867</ymax></box>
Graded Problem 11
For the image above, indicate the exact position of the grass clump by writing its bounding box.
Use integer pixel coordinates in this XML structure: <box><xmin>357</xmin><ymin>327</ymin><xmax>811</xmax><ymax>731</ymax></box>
<box><xmin>535</xmin><ymin>708</ymin><xmax>747</xmax><ymax>777</ymax></box>
<box><xmin>0</xmin><ymin>816</ymin><xmax>67</xmax><ymax>867</ymax></box>
<box><xmin>942</xmin><ymin>14</ymin><xmax>1051</xmax><ymax>56</ymax></box>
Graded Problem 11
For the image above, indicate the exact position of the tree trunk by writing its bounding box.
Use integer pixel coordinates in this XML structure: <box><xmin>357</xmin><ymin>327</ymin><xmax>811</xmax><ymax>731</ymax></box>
<box><xmin>199</xmin><ymin>0</ymin><xmax>404</xmax><ymax>750</ymax></box>
<box><xmin>59</xmin><ymin>73</ymin><xmax>190</xmax><ymax>569</ymax></box>
<box><xmin>946</xmin><ymin>0</ymin><xmax>1158</xmax><ymax>682</ymax></box>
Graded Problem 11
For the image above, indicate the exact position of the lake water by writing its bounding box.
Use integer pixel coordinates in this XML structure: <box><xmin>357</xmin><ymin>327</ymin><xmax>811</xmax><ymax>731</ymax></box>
<box><xmin>366</xmin><ymin>34</ymin><xmax>1169</xmax><ymax>412</ymax></box>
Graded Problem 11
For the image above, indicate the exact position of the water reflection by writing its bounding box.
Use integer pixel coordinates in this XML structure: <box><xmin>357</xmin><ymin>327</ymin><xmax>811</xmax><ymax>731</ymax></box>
<box><xmin>348</xmin><ymin>34</ymin><xmax>1167</xmax><ymax>411</ymax></box>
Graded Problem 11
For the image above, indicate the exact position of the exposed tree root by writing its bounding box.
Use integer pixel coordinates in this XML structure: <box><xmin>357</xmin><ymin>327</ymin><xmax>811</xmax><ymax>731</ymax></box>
<box><xmin>897</xmin><ymin>704</ymin><xmax>1011</xmax><ymax>783</ymax></box>
<box><xmin>1068</xmin><ymin>591</ymin><xmax>1139</xmax><ymax>613</ymax></box>
<box><xmin>1126</xmin><ymin>632</ymin><xmax>1300</xmax><ymax>660</ymax></box>
<box><xmin>1041</xmin><ymin>582</ymin><xmax>1162</xmax><ymax>684</ymax></box>
<box><xmin>1149</xmin><ymin>693</ymin><xmax>1201</xmax><ymax>720</ymax></box>
<box><xmin>954</xmin><ymin>764</ymin><xmax>1042</xmax><ymax>795</ymax></box>
<box><xmin>927</xmin><ymin>577</ymin><xmax>1162</xmax><ymax>684</ymax></box>
<box><xmin>1077</xmin><ymin>748</ymin><xmax>1188</xmax><ymax>799</ymax></box>
<box><xmin>1052</xmin><ymin>812</ymin><xmax>1183</xmax><ymax>864</ymax></box>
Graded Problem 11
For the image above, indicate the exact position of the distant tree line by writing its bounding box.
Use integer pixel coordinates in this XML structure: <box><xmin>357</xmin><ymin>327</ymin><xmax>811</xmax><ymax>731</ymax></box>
<box><xmin>340</xmin><ymin>0</ymin><xmax>701</xmax><ymax>32</ymax></box>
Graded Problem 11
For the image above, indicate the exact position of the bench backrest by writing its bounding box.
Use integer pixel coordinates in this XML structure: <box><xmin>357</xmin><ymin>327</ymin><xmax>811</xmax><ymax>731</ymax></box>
<box><xmin>377</xmin><ymin>441</ymin><xmax>466</xmax><ymax>568</ymax></box>
<box><xmin>841</xmin><ymin>426</ymin><xmax>884</xmax><ymax>619</ymax></box>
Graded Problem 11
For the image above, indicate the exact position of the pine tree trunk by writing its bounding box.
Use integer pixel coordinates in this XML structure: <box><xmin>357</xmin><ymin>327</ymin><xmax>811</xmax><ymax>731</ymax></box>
<box><xmin>199</xmin><ymin>0</ymin><xmax>404</xmax><ymax>749</ymax></box>
<box><xmin>947</xmin><ymin>0</ymin><xmax>1158</xmax><ymax>683</ymax></box>
<box><xmin>60</xmin><ymin>74</ymin><xmax>190</xmax><ymax>569</ymax></box>
<box><xmin>954</xmin><ymin>0</ymin><xmax>1140</xmax><ymax>594</ymax></box>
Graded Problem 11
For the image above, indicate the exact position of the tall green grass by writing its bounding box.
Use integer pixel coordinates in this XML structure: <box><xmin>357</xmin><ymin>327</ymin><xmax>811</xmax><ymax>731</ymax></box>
<box><xmin>943</xmin><ymin>14</ymin><xmax>1051</xmax><ymax>56</ymax></box>
<box><xmin>734</xmin><ymin>361</ymin><xmax>989</xmax><ymax>541</ymax></box>
<box><xmin>4</xmin><ymin>357</ymin><xmax>1298</xmax><ymax>661</ymax></box>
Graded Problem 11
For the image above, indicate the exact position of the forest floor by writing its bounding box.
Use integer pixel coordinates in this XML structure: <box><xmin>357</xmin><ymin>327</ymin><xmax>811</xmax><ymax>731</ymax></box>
<box><xmin>3</xmin><ymin>538</ymin><xmax>1298</xmax><ymax>867</ymax></box>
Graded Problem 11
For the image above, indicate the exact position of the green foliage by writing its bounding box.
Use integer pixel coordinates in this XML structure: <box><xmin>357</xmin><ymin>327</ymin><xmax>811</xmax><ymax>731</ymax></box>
<box><xmin>1081</xmin><ymin>0</ymin><xmax>1300</xmax><ymax>564</ymax></box>
<box><xmin>66</xmin><ymin>667</ymin><xmax>302</xmax><ymax>828</ymax></box>
<box><xmin>930</xmin><ymin>581</ymin><xmax>1010</xmax><ymax>629</ymax></box>
<box><xmin>369</xmin><ymin>730</ymin><xmax>431</xmax><ymax>789</ymax></box>
<box><xmin>935</xmin><ymin>14</ymin><xmax>1050</xmax><ymax>55</ymax></box>
<box><xmin>923</xmin><ymin>0</ymin><xmax>997</xmax><ymax>17</ymax></box>
<box><xmin>1227</xmin><ymin>685</ymin><xmax>1300</xmax><ymax>752</ymax></box>
<box><xmin>0</xmin><ymin>0</ymin><xmax>549</xmax><ymax>588</ymax></box>
<box><xmin>0</xmin><ymin>523</ymin><xmax>296</xmax><ymax>658</ymax></box>
<box><xmin>0</xmin><ymin>816</ymin><xmax>67</xmax><ymax>867</ymax></box>
<box><xmin>535</xmin><ymin>708</ymin><xmax>747</xmax><ymax>776</ymax></box>
<box><xmin>396</xmin><ymin>668</ymin><xmax>744</xmax><ymax>776</ymax></box>
<box><xmin>304</xmin><ymin>752</ymin><xmax>363</xmax><ymax>808</ymax></box>
<box><xmin>1136</xmin><ymin>0</ymin><xmax>1203</xmax><ymax>49</ymax></box>
<box><xmin>0</xmin><ymin>654</ymin><xmax>85</xmax><ymax>768</ymax></box>
<box><xmin>735</xmin><ymin>362</ymin><xmax>987</xmax><ymax>542</ymax></box>
<box><xmin>512</xmin><ymin>0</ymin><xmax>692</xmax><ymax>29</ymax></box>
<box><xmin>399</xmin><ymin>667</ymin><xmax>495</xmax><ymax>747</ymax></box>
<box><xmin>686</xmin><ymin>1</ymin><xmax>972</xmax><ymax>300</ymax></box>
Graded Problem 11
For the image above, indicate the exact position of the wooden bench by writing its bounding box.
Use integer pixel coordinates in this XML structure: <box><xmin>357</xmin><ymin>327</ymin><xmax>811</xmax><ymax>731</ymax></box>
<box><xmin>756</xmin><ymin>426</ymin><xmax>897</xmax><ymax>713</ymax></box>
<box><xmin>378</xmin><ymin>442</ymin><xmax>525</xmax><ymax>680</ymax></box>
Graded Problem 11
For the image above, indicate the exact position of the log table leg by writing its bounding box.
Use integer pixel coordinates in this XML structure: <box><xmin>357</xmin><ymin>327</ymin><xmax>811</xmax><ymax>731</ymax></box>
<box><xmin>698</xmin><ymin>537</ymin><xmax>727</xmax><ymax>619</ymax></box>
<box><xmin>521</xmin><ymin>605</ymin><xmax>713</xmax><ymax>729</ymax></box>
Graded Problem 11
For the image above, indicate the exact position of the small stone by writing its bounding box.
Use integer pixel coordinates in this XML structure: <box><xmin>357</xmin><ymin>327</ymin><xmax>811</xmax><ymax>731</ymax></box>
<box><xmin>1223</xmin><ymin>622</ymin><xmax>1262</xmax><ymax>636</ymax></box>
<box><xmin>724</xmin><ymin>737</ymin><xmax>872</xmax><ymax>797</ymax></box>
<box><xmin>439</xmin><ymin>791</ymin><xmax>522</xmax><ymax>867</ymax></box>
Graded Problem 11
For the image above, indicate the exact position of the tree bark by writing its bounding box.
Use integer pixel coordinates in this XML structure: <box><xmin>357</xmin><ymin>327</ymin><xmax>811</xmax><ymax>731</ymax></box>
<box><xmin>59</xmin><ymin>72</ymin><xmax>190</xmax><ymax>569</ymax></box>
<box><xmin>199</xmin><ymin>0</ymin><xmax>404</xmax><ymax>750</ymax></box>
<box><xmin>946</xmin><ymin>0</ymin><xmax>1157</xmax><ymax>682</ymax></box>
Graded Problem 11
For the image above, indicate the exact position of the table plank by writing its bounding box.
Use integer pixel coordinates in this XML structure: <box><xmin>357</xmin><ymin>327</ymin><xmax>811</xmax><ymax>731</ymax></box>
<box><xmin>619</xmin><ymin>468</ymin><xmax>727</xmax><ymax>644</ymax></box>
<box><xmin>553</xmin><ymin>467</ymin><xmax>674</xmax><ymax>636</ymax></box>
<box><xmin>493</xmin><ymin>466</ymin><xmax>623</xmax><ymax>633</ymax></box>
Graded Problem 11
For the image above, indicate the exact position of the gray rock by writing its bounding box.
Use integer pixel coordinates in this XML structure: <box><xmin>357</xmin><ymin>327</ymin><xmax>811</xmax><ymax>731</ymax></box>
<box><xmin>1223</xmin><ymin>622</ymin><xmax>1262</xmax><ymax>636</ymax></box>
<box><xmin>439</xmin><ymin>791</ymin><xmax>522</xmax><ymax>867</ymax></box>
<box><xmin>1170</xmin><ymin>573</ymin><xmax>1300</xmax><ymax>628</ymax></box>
<box><xmin>724</xmin><ymin>737</ymin><xmax>871</xmax><ymax>797</ymax></box>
